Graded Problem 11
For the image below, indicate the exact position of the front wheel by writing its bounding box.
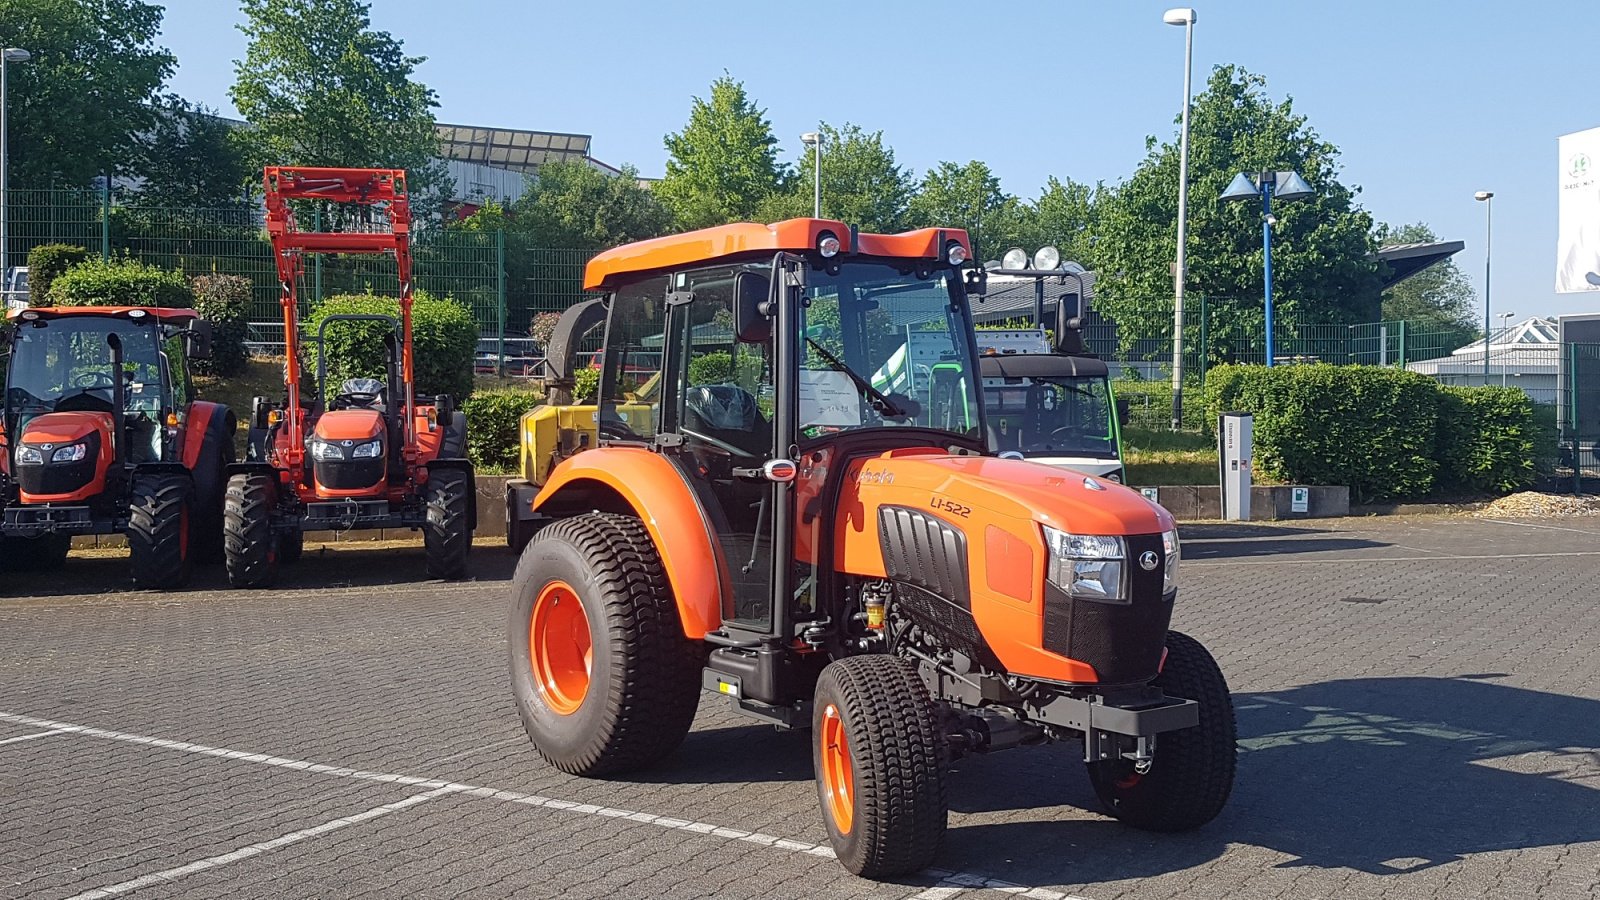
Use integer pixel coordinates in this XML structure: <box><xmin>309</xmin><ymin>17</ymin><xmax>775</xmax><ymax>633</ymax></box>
<box><xmin>1086</xmin><ymin>630</ymin><xmax>1237</xmax><ymax>831</ymax></box>
<box><xmin>812</xmin><ymin>655</ymin><xmax>947</xmax><ymax>878</ymax></box>
<box><xmin>508</xmin><ymin>513</ymin><xmax>701</xmax><ymax>775</ymax></box>
<box><xmin>424</xmin><ymin>468</ymin><xmax>472</xmax><ymax>579</ymax></box>
<box><xmin>128</xmin><ymin>473</ymin><xmax>193</xmax><ymax>590</ymax></box>
<box><xmin>224</xmin><ymin>472</ymin><xmax>278</xmax><ymax>589</ymax></box>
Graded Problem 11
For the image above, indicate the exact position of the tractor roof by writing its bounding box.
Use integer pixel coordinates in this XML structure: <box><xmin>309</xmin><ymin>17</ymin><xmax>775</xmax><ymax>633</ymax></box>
<box><xmin>583</xmin><ymin>218</ymin><xmax>972</xmax><ymax>291</ymax></box>
<box><xmin>6</xmin><ymin>306</ymin><xmax>199</xmax><ymax>323</ymax></box>
<box><xmin>979</xmin><ymin>352</ymin><xmax>1108</xmax><ymax>379</ymax></box>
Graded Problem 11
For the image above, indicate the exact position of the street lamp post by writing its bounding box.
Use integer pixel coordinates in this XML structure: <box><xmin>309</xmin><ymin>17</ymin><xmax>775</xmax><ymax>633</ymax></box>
<box><xmin>1497</xmin><ymin>311</ymin><xmax>1515</xmax><ymax>387</ymax></box>
<box><xmin>801</xmin><ymin>128</ymin><xmax>823</xmax><ymax>218</ymax></box>
<box><xmin>1221</xmin><ymin>170</ymin><xmax>1315</xmax><ymax>366</ymax></box>
<box><xmin>0</xmin><ymin>47</ymin><xmax>31</xmax><ymax>302</ymax></box>
<box><xmin>1475</xmin><ymin>191</ymin><xmax>1494</xmax><ymax>381</ymax></box>
<box><xmin>1163</xmin><ymin>7</ymin><xmax>1196</xmax><ymax>430</ymax></box>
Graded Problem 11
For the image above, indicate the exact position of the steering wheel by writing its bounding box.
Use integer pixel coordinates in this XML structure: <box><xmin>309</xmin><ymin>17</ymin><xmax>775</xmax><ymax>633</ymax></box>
<box><xmin>1048</xmin><ymin>426</ymin><xmax>1085</xmax><ymax>445</ymax></box>
<box><xmin>682</xmin><ymin>428</ymin><xmax>760</xmax><ymax>459</ymax></box>
<box><xmin>71</xmin><ymin>371</ymin><xmax>116</xmax><ymax>390</ymax></box>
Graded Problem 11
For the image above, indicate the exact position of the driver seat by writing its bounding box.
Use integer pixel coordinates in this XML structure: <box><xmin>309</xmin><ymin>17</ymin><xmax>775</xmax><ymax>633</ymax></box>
<box><xmin>683</xmin><ymin>384</ymin><xmax>768</xmax><ymax>456</ymax></box>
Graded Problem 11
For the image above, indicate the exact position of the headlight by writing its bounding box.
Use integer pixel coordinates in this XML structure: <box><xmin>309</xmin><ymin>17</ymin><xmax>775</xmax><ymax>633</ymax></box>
<box><xmin>351</xmin><ymin>440</ymin><xmax>382</xmax><ymax>459</ymax></box>
<box><xmin>51</xmin><ymin>442</ymin><xmax>87</xmax><ymax>463</ymax></box>
<box><xmin>1162</xmin><ymin>528</ymin><xmax>1180</xmax><ymax>594</ymax></box>
<box><xmin>16</xmin><ymin>445</ymin><xmax>43</xmax><ymax>465</ymax></box>
<box><xmin>308</xmin><ymin>440</ymin><xmax>344</xmax><ymax>462</ymax></box>
<box><xmin>1042</xmin><ymin>525</ymin><xmax>1126</xmax><ymax>603</ymax></box>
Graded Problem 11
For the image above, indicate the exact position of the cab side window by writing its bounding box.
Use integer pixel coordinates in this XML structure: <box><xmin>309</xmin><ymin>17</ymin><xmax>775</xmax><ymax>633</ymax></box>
<box><xmin>598</xmin><ymin>275</ymin><xmax>669</xmax><ymax>441</ymax></box>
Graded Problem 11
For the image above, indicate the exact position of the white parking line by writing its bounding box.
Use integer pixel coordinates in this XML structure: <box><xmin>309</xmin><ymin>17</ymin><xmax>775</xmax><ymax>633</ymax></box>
<box><xmin>62</xmin><ymin>785</ymin><xmax>462</xmax><ymax>900</ymax></box>
<box><xmin>0</xmin><ymin>710</ymin><xmax>1093</xmax><ymax>900</ymax></box>
<box><xmin>1188</xmin><ymin>549</ymin><xmax>1600</xmax><ymax>567</ymax></box>
<box><xmin>0</xmin><ymin>727</ymin><xmax>69</xmax><ymax>746</ymax></box>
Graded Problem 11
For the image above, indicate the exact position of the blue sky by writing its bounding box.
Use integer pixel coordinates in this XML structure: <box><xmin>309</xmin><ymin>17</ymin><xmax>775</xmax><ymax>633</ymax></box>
<box><xmin>157</xmin><ymin>0</ymin><xmax>1598</xmax><ymax>318</ymax></box>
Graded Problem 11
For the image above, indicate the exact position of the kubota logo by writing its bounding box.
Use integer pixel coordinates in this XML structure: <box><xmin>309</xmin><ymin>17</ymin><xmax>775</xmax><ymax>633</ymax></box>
<box><xmin>1139</xmin><ymin>551</ymin><xmax>1160</xmax><ymax>571</ymax></box>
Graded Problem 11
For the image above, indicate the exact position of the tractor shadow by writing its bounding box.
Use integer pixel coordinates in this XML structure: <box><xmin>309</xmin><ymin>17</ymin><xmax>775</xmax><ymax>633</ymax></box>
<box><xmin>1178</xmin><ymin>523</ymin><xmax>1392</xmax><ymax>560</ymax></box>
<box><xmin>938</xmin><ymin>676</ymin><xmax>1600</xmax><ymax>886</ymax></box>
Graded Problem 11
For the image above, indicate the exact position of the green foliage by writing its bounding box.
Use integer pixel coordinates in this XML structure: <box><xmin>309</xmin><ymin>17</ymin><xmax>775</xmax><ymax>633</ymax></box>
<box><xmin>454</xmin><ymin>160</ymin><xmax>670</xmax><ymax>249</ymax></box>
<box><xmin>1019</xmin><ymin>177</ymin><xmax>1101</xmax><ymax>269</ymax></box>
<box><xmin>461</xmin><ymin>388</ymin><xmax>540</xmax><ymax>473</ymax></box>
<box><xmin>686</xmin><ymin>350</ymin><xmax>765</xmax><ymax>387</ymax></box>
<box><xmin>0</xmin><ymin>0</ymin><xmax>175</xmax><ymax>186</ymax></box>
<box><xmin>135</xmin><ymin>97</ymin><xmax>255</xmax><ymax>208</ymax></box>
<box><xmin>231</xmin><ymin>0</ymin><xmax>447</xmax><ymax>207</ymax></box>
<box><xmin>906</xmin><ymin>160</ymin><xmax>1029</xmax><ymax>258</ymax></box>
<box><xmin>1204</xmin><ymin>364</ymin><xmax>1539</xmax><ymax>502</ymax></box>
<box><xmin>573</xmin><ymin>366</ymin><xmax>600</xmax><ymax>403</ymax></box>
<box><xmin>1096</xmin><ymin>66</ymin><xmax>1384</xmax><ymax>358</ymax></box>
<box><xmin>189</xmin><ymin>274</ymin><xmax>252</xmax><ymax>377</ymax></box>
<box><xmin>307</xmin><ymin>291</ymin><xmax>477</xmax><ymax>401</ymax></box>
<box><xmin>47</xmin><ymin>256</ymin><xmax>193</xmax><ymax>308</ymax></box>
<box><xmin>1434</xmin><ymin>386</ymin><xmax>1536</xmax><ymax>494</ymax></box>
<box><xmin>656</xmin><ymin>75</ymin><xmax>787</xmax><ymax>228</ymax></box>
<box><xmin>26</xmin><ymin>244</ymin><xmax>90</xmax><ymax>301</ymax></box>
<box><xmin>1375</xmin><ymin>221</ymin><xmax>1478</xmax><ymax>335</ymax></box>
<box><xmin>759</xmin><ymin>123</ymin><xmax>914</xmax><ymax>231</ymax></box>
<box><xmin>1205</xmin><ymin>364</ymin><xmax>1439</xmax><ymax>502</ymax></box>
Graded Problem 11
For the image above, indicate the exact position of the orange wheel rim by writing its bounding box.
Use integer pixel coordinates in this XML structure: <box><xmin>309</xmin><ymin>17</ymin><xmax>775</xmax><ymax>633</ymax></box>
<box><xmin>819</xmin><ymin>703</ymin><xmax>854</xmax><ymax>833</ymax></box>
<box><xmin>529</xmin><ymin>580</ymin><xmax>592</xmax><ymax>715</ymax></box>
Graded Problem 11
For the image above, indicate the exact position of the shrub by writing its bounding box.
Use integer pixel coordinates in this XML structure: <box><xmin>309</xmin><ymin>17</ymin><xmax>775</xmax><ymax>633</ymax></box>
<box><xmin>1205</xmin><ymin>364</ymin><xmax>1440</xmax><ymax>502</ymax></box>
<box><xmin>189</xmin><ymin>274</ymin><xmax>251</xmax><ymax>377</ymax></box>
<box><xmin>573</xmin><ymin>366</ymin><xmax>600</xmax><ymax>403</ymax></box>
<box><xmin>1435</xmin><ymin>386</ymin><xmax>1537</xmax><ymax>494</ymax></box>
<box><xmin>26</xmin><ymin>243</ymin><xmax>90</xmax><ymax>302</ymax></box>
<box><xmin>462</xmin><ymin>387</ymin><xmax>542</xmax><ymax>473</ymax></box>
<box><xmin>306</xmin><ymin>291</ymin><xmax>478</xmax><ymax>402</ymax></box>
<box><xmin>686</xmin><ymin>349</ymin><xmax>766</xmax><ymax>387</ymax></box>
<box><xmin>47</xmin><ymin>255</ymin><xmax>194</xmax><ymax>309</ymax></box>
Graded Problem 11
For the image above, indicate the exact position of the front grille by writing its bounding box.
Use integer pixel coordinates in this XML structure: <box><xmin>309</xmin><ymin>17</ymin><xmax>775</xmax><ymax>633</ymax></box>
<box><xmin>878</xmin><ymin>506</ymin><xmax>970</xmax><ymax>608</ymax></box>
<box><xmin>315</xmin><ymin>456</ymin><xmax>385</xmax><ymax>491</ymax></box>
<box><xmin>16</xmin><ymin>433</ymin><xmax>101</xmax><ymax>497</ymax></box>
<box><xmin>1041</xmin><ymin>533</ymin><xmax>1173</xmax><ymax>684</ymax></box>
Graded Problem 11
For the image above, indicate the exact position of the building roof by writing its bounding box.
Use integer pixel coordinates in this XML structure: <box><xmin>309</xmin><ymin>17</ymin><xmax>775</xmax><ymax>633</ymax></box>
<box><xmin>1375</xmin><ymin>240</ymin><xmax>1466</xmax><ymax>291</ymax></box>
<box><xmin>1407</xmin><ymin>317</ymin><xmax>1560</xmax><ymax>376</ymax></box>
<box><xmin>971</xmin><ymin>271</ymin><xmax>1098</xmax><ymax>325</ymax></box>
<box><xmin>434</xmin><ymin>124</ymin><xmax>593</xmax><ymax>174</ymax></box>
<box><xmin>1452</xmin><ymin>316</ymin><xmax>1558</xmax><ymax>354</ymax></box>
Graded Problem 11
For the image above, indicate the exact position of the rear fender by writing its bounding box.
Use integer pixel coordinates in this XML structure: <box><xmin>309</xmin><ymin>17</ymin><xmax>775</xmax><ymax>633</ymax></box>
<box><xmin>532</xmin><ymin>447</ymin><xmax>724</xmax><ymax>639</ymax></box>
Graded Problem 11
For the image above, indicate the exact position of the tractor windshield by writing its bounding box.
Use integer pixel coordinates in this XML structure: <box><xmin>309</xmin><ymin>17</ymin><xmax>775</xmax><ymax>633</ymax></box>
<box><xmin>798</xmin><ymin>262</ymin><xmax>980</xmax><ymax>441</ymax></box>
<box><xmin>985</xmin><ymin>374</ymin><xmax>1116</xmax><ymax>459</ymax></box>
<box><xmin>5</xmin><ymin>317</ymin><xmax>166</xmax><ymax>419</ymax></box>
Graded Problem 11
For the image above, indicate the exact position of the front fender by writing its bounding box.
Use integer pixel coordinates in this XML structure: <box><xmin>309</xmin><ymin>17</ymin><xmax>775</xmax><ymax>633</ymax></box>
<box><xmin>533</xmin><ymin>447</ymin><xmax>724</xmax><ymax>639</ymax></box>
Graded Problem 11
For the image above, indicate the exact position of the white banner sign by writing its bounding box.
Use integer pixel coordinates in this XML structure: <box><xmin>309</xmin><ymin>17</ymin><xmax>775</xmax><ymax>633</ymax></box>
<box><xmin>1557</xmin><ymin>126</ymin><xmax>1600</xmax><ymax>293</ymax></box>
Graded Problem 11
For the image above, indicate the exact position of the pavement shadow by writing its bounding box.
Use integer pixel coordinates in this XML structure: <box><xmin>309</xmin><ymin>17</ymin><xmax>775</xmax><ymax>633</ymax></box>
<box><xmin>620</xmin><ymin>716</ymin><xmax>815</xmax><ymax>786</ymax></box>
<box><xmin>936</xmin><ymin>676</ymin><xmax>1600</xmax><ymax>886</ymax></box>
<box><xmin>1181</xmin><ymin>536</ymin><xmax>1392</xmax><ymax>560</ymax></box>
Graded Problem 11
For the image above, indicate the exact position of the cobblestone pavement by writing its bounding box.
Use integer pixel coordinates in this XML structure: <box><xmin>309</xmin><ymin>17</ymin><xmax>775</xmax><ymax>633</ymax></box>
<box><xmin>2</xmin><ymin>515</ymin><xmax>1598</xmax><ymax>899</ymax></box>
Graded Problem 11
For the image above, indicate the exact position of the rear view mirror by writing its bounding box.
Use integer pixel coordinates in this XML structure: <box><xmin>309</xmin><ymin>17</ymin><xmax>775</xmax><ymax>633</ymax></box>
<box><xmin>1116</xmin><ymin>397</ymin><xmax>1131</xmax><ymax>427</ymax></box>
<box><xmin>185</xmin><ymin>320</ymin><xmax>213</xmax><ymax>361</ymax></box>
<box><xmin>1054</xmin><ymin>292</ymin><xmax>1085</xmax><ymax>355</ymax></box>
<box><xmin>733</xmin><ymin>271</ymin><xmax>772</xmax><ymax>344</ymax></box>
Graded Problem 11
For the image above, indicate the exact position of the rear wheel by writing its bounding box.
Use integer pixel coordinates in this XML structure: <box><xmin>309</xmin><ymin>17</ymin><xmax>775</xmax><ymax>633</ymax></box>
<box><xmin>812</xmin><ymin>655</ymin><xmax>947</xmax><ymax>878</ymax></box>
<box><xmin>424</xmin><ymin>468</ymin><xmax>472</xmax><ymax>579</ymax></box>
<box><xmin>1086</xmin><ymin>630</ymin><xmax>1237</xmax><ymax>831</ymax></box>
<box><xmin>224</xmin><ymin>472</ymin><xmax>278</xmax><ymax>589</ymax></box>
<box><xmin>0</xmin><ymin>532</ymin><xmax>71</xmax><ymax>572</ymax></box>
<box><xmin>508</xmin><ymin>513</ymin><xmax>701</xmax><ymax>775</ymax></box>
<box><xmin>128</xmin><ymin>473</ymin><xmax>192</xmax><ymax>590</ymax></box>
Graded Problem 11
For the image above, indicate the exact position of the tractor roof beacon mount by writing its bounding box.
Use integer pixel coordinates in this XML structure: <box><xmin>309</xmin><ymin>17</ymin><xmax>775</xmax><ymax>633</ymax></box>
<box><xmin>263</xmin><ymin>167</ymin><xmax>415</xmax><ymax>467</ymax></box>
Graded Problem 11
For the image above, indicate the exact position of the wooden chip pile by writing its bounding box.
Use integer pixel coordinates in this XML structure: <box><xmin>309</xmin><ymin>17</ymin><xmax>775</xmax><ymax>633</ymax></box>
<box><xmin>1474</xmin><ymin>492</ymin><xmax>1600</xmax><ymax>518</ymax></box>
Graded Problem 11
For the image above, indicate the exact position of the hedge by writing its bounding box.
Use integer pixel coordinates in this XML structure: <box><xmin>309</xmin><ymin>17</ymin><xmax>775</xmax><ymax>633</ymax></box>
<box><xmin>189</xmin><ymin>274</ymin><xmax>251</xmax><ymax>377</ymax></box>
<box><xmin>1435</xmin><ymin>386</ymin><xmax>1537</xmax><ymax>494</ymax></box>
<box><xmin>47</xmin><ymin>256</ymin><xmax>194</xmax><ymax>309</ymax></box>
<box><xmin>306</xmin><ymin>291</ymin><xmax>478</xmax><ymax>402</ymax></box>
<box><xmin>26</xmin><ymin>243</ymin><xmax>89</xmax><ymax>303</ymax></box>
<box><xmin>462</xmin><ymin>388</ymin><xmax>541</xmax><ymax>473</ymax></box>
<box><xmin>1206</xmin><ymin>364</ymin><xmax>1538</xmax><ymax>501</ymax></box>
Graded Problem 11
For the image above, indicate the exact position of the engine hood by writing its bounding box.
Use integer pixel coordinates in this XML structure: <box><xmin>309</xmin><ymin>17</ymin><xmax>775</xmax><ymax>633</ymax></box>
<box><xmin>19</xmin><ymin>412</ymin><xmax>113</xmax><ymax>445</ymax></box>
<box><xmin>313</xmin><ymin>409</ymin><xmax>384</xmax><ymax>443</ymax></box>
<box><xmin>841</xmin><ymin>448</ymin><xmax>1169</xmax><ymax>538</ymax></box>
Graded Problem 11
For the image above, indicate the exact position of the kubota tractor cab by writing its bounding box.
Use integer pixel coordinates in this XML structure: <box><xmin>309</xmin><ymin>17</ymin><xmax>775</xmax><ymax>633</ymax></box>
<box><xmin>0</xmin><ymin>306</ymin><xmax>234</xmax><ymax>587</ymax></box>
<box><xmin>506</xmin><ymin>220</ymin><xmax>1236</xmax><ymax>878</ymax></box>
<box><xmin>225</xmin><ymin>166</ymin><xmax>474</xmax><ymax>588</ymax></box>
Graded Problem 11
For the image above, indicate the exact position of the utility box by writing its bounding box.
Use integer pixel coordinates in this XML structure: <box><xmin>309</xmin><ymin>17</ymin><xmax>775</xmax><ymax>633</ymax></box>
<box><xmin>1218</xmin><ymin>412</ymin><xmax>1252</xmax><ymax>521</ymax></box>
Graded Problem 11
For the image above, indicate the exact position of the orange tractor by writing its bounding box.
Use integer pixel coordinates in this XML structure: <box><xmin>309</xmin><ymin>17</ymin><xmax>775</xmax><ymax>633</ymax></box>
<box><xmin>1</xmin><ymin>305</ymin><xmax>233</xmax><ymax>588</ymax></box>
<box><xmin>224</xmin><ymin>167</ymin><xmax>473</xmax><ymax>588</ymax></box>
<box><xmin>506</xmin><ymin>220</ymin><xmax>1237</xmax><ymax>876</ymax></box>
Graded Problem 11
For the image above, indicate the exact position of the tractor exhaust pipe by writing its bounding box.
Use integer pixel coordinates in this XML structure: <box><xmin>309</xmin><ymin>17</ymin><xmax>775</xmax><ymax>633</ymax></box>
<box><xmin>107</xmin><ymin>332</ymin><xmax>124</xmax><ymax>468</ymax></box>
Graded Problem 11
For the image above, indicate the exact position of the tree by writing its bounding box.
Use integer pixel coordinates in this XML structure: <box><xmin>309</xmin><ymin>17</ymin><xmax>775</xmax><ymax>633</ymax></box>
<box><xmin>905</xmin><ymin>161</ymin><xmax>1029</xmax><ymax>259</ymax></box>
<box><xmin>656</xmin><ymin>75</ymin><xmax>787</xmax><ymax>229</ymax></box>
<box><xmin>514</xmin><ymin>161</ymin><xmax>671</xmax><ymax>249</ymax></box>
<box><xmin>231</xmin><ymin>0</ymin><xmax>445</xmax><ymax>206</ymax></box>
<box><xmin>1094</xmin><ymin>65</ymin><xmax>1383</xmax><ymax>360</ymax></box>
<box><xmin>759</xmin><ymin>123</ymin><xmax>915</xmax><ymax>232</ymax></box>
<box><xmin>1374</xmin><ymin>222</ymin><xmax>1477</xmax><ymax>330</ymax></box>
<box><xmin>0</xmin><ymin>0</ymin><xmax>175</xmax><ymax>186</ymax></box>
<box><xmin>133</xmin><ymin>97</ymin><xmax>254</xmax><ymax>208</ymax></box>
<box><xmin>1020</xmin><ymin>176</ymin><xmax>1101</xmax><ymax>268</ymax></box>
